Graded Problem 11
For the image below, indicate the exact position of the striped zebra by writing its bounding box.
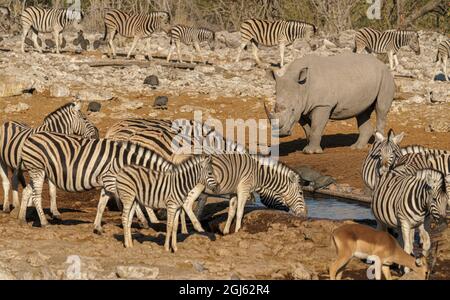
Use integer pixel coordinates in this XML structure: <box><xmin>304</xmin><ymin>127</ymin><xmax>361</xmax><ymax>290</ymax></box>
<box><xmin>372</xmin><ymin>168</ymin><xmax>449</xmax><ymax>257</ymax></box>
<box><xmin>103</xmin><ymin>9</ymin><xmax>170</xmax><ymax>59</ymax></box>
<box><xmin>106</xmin><ymin>119</ymin><xmax>306</xmax><ymax>234</ymax></box>
<box><xmin>236</xmin><ymin>19</ymin><xmax>316</xmax><ymax>67</ymax></box>
<box><xmin>117</xmin><ymin>155</ymin><xmax>218</xmax><ymax>252</ymax></box>
<box><xmin>433</xmin><ymin>39</ymin><xmax>449</xmax><ymax>81</ymax></box>
<box><xmin>0</xmin><ymin>101</ymin><xmax>98</xmax><ymax>215</ymax></box>
<box><xmin>166</xmin><ymin>25</ymin><xmax>215</xmax><ymax>63</ymax></box>
<box><xmin>361</xmin><ymin>129</ymin><xmax>449</xmax><ymax>192</ymax></box>
<box><xmin>106</xmin><ymin>119</ymin><xmax>297</xmax><ymax>217</ymax></box>
<box><xmin>354</xmin><ymin>27</ymin><xmax>421</xmax><ymax>70</ymax></box>
<box><xmin>21</xmin><ymin>6</ymin><xmax>83</xmax><ymax>54</ymax></box>
<box><xmin>18</xmin><ymin>132</ymin><xmax>182</xmax><ymax>233</ymax></box>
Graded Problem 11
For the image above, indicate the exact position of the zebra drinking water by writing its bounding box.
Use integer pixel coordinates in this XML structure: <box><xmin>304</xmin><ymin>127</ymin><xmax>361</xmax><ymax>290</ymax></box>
<box><xmin>0</xmin><ymin>101</ymin><xmax>98</xmax><ymax>215</ymax></box>
<box><xmin>167</xmin><ymin>25</ymin><xmax>215</xmax><ymax>63</ymax></box>
<box><xmin>117</xmin><ymin>155</ymin><xmax>218</xmax><ymax>252</ymax></box>
<box><xmin>21</xmin><ymin>6</ymin><xmax>83</xmax><ymax>54</ymax></box>
<box><xmin>236</xmin><ymin>19</ymin><xmax>316</xmax><ymax>67</ymax></box>
<box><xmin>103</xmin><ymin>9</ymin><xmax>170</xmax><ymax>59</ymax></box>
<box><xmin>354</xmin><ymin>27</ymin><xmax>420</xmax><ymax>70</ymax></box>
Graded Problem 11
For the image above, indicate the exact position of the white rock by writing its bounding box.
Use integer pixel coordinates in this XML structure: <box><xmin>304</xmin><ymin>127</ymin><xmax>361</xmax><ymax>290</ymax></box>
<box><xmin>291</xmin><ymin>264</ymin><xmax>316</xmax><ymax>280</ymax></box>
<box><xmin>4</xmin><ymin>102</ymin><xmax>30</xmax><ymax>113</ymax></box>
<box><xmin>76</xmin><ymin>89</ymin><xmax>114</xmax><ymax>102</ymax></box>
<box><xmin>0</xmin><ymin>75</ymin><xmax>35</xmax><ymax>97</ymax></box>
<box><xmin>50</xmin><ymin>83</ymin><xmax>70</xmax><ymax>98</ymax></box>
<box><xmin>116</xmin><ymin>266</ymin><xmax>159</xmax><ymax>280</ymax></box>
<box><xmin>0</xmin><ymin>262</ymin><xmax>16</xmax><ymax>280</ymax></box>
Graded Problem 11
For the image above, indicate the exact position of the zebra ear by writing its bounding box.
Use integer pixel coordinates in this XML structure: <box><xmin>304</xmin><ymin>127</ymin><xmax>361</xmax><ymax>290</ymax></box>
<box><xmin>289</xmin><ymin>172</ymin><xmax>298</xmax><ymax>183</ymax></box>
<box><xmin>73</xmin><ymin>100</ymin><xmax>81</xmax><ymax>111</ymax></box>
<box><xmin>392</xmin><ymin>132</ymin><xmax>405</xmax><ymax>145</ymax></box>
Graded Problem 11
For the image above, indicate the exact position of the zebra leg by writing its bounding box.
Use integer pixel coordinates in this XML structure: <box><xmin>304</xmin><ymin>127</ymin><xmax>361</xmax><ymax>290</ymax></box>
<box><xmin>164</xmin><ymin>203</ymin><xmax>176</xmax><ymax>252</ymax></box>
<box><xmin>144</xmin><ymin>207</ymin><xmax>161</xmax><ymax>224</ymax></box>
<box><xmin>400</xmin><ymin>223</ymin><xmax>414</xmax><ymax>273</ymax></box>
<box><xmin>53</xmin><ymin>30</ymin><xmax>60</xmax><ymax>54</ymax></box>
<box><xmin>223</xmin><ymin>196</ymin><xmax>237</xmax><ymax>235</ymax></box>
<box><xmin>21</xmin><ymin>25</ymin><xmax>31</xmax><ymax>53</ymax></box>
<box><xmin>29</xmin><ymin>170</ymin><xmax>48</xmax><ymax>227</ymax></box>
<box><xmin>18</xmin><ymin>184</ymin><xmax>32</xmax><ymax>223</ymax></box>
<box><xmin>194</xmin><ymin>42</ymin><xmax>204</xmax><ymax>64</ymax></box>
<box><xmin>127</xmin><ymin>36</ymin><xmax>140</xmax><ymax>60</ymax></box>
<box><xmin>93</xmin><ymin>189</ymin><xmax>110</xmax><ymax>235</ymax></box>
<box><xmin>176</xmin><ymin>41</ymin><xmax>183</xmax><ymax>63</ymax></box>
<box><xmin>167</xmin><ymin>43</ymin><xmax>176</xmax><ymax>62</ymax></box>
<box><xmin>279</xmin><ymin>42</ymin><xmax>285</xmax><ymax>67</ymax></box>
<box><xmin>234</xmin><ymin>190</ymin><xmax>251</xmax><ymax>233</ymax></box>
<box><xmin>393</xmin><ymin>54</ymin><xmax>400</xmax><ymax>70</ymax></box>
<box><xmin>135</xmin><ymin>204</ymin><xmax>150</xmax><ymax>229</ymax></box>
<box><xmin>0</xmin><ymin>161</ymin><xmax>10</xmax><ymax>213</ymax></box>
<box><xmin>182</xmin><ymin>184</ymin><xmax>206</xmax><ymax>233</ymax></box>
<box><xmin>171</xmin><ymin>209</ymin><xmax>181</xmax><ymax>253</ymax></box>
<box><xmin>12</xmin><ymin>168</ymin><xmax>27</xmax><ymax>209</ymax></box>
<box><xmin>108</xmin><ymin>32</ymin><xmax>117</xmax><ymax>59</ymax></box>
<box><xmin>49</xmin><ymin>181</ymin><xmax>61</xmax><ymax>219</ymax></box>
<box><xmin>351</xmin><ymin>107</ymin><xmax>374</xmax><ymax>150</ymax></box>
<box><xmin>387</xmin><ymin>51</ymin><xmax>395</xmax><ymax>71</ymax></box>
<box><xmin>235</xmin><ymin>43</ymin><xmax>246</xmax><ymax>63</ymax></box>
<box><xmin>31</xmin><ymin>30</ymin><xmax>42</xmax><ymax>53</ymax></box>
<box><xmin>145</xmin><ymin>38</ymin><xmax>153</xmax><ymax>60</ymax></box>
<box><xmin>444</xmin><ymin>57</ymin><xmax>448</xmax><ymax>81</ymax></box>
<box><xmin>418</xmin><ymin>224</ymin><xmax>431</xmax><ymax>257</ymax></box>
<box><xmin>181</xmin><ymin>209</ymin><xmax>188</xmax><ymax>234</ymax></box>
<box><xmin>251</xmin><ymin>43</ymin><xmax>262</xmax><ymax>65</ymax></box>
<box><xmin>121</xmin><ymin>197</ymin><xmax>136</xmax><ymax>248</ymax></box>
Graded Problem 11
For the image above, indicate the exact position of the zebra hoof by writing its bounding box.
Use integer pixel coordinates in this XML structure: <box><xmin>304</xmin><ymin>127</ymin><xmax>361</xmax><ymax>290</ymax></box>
<box><xmin>51</xmin><ymin>213</ymin><xmax>62</xmax><ymax>220</ymax></box>
<box><xmin>2</xmin><ymin>206</ymin><xmax>11</xmax><ymax>214</ymax></box>
<box><xmin>93</xmin><ymin>228</ymin><xmax>104</xmax><ymax>235</ymax></box>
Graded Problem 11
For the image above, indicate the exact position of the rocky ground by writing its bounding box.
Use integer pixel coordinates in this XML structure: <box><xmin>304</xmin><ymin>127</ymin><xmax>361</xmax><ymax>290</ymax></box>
<box><xmin>0</xmin><ymin>28</ymin><xmax>448</xmax><ymax>280</ymax></box>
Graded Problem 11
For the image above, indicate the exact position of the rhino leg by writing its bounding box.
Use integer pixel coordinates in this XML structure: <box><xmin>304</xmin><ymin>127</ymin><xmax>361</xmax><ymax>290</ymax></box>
<box><xmin>303</xmin><ymin>107</ymin><xmax>330</xmax><ymax>154</ymax></box>
<box><xmin>351</xmin><ymin>107</ymin><xmax>374</xmax><ymax>150</ymax></box>
<box><xmin>299</xmin><ymin>115</ymin><xmax>311</xmax><ymax>142</ymax></box>
<box><xmin>374</xmin><ymin>68</ymin><xmax>395</xmax><ymax>134</ymax></box>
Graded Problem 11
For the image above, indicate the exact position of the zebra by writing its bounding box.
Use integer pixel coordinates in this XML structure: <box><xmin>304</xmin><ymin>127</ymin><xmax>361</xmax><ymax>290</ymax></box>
<box><xmin>166</xmin><ymin>25</ymin><xmax>216</xmax><ymax>64</ymax></box>
<box><xmin>432</xmin><ymin>39</ymin><xmax>449</xmax><ymax>81</ymax></box>
<box><xmin>372</xmin><ymin>168</ymin><xmax>449</xmax><ymax>258</ymax></box>
<box><xmin>17</xmin><ymin>131</ymin><xmax>187</xmax><ymax>234</ymax></box>
<box><xmin>353</xmin><ymin>27</ymin><xmax>421</xmax><ymax>70</ymax></box>
<box><xmin>236</xmin><ymin>19</ymin><xmax>316</xmax><ymax>67</ymax></box>
<box><xmin>103</xmin><ymin>9</ymin><xmax>170</xmax><ymax>59</ymax></box>
<box><xmin>117</xmin><ymin>155</ymin><xmax>218</xmax><ymax>252</ymax></box>
<box><xmin>0</xmin><ymin>101</ymin><xmax>98</xmax><ymax>215</ymax></box>
<box><xmin>21</xmin><ymin>6</ymin><xmax>83</xmax><ymax>54</ymax></box>
<box><xmin>105</xmin><ymin>119</ymin><xmax>298</xmax><ymax>221</ymax></box>
<box><xmin>361</xmin><ymin>129</ymin><xmax>449</xmax><ymax>192</ymax></box>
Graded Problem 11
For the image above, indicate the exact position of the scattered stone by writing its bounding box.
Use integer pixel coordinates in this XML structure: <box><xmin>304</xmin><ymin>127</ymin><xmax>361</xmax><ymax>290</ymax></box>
<box><xmin>25</xmin><ymin>37</ymin><xmax>42</xmax><ymax>48</ymax></box>
<box><xmin>192</xmin><ymin>261</ymin><xmax>205</xmax><ymax>273</ymax></box>
<box><xmin>291</xmin><ymin>264</ymin><xmax>317</xmax><ymax>280</ymax></box>
<box><xmin>80</xmin><ymin>39</ymin><xmax>90</xmax><ymax>51</ymax></box>
<box><xmin>0</xmin><ymin>75</ymin><xmax>35</xmax><ymax>97</ymax></box>
<box><xmin>116</xmin><ymin>266</ymin><xmax>159</xmax><ymax>280</ymax></box>
<box><xmin>93</xmin><ymin>40</ymin><xmax>102</xmax><ymax>50</ymax></box>
<box><xmin>76</xmin><ymin>89</ymin><xmax>114</xmax><ymax>102</ymax></box>
<box><xmin>88</xmin><ymin>101</ymin><xmax>102</xmax><ymax>112</ymax></box>
<box><xmin>45</xmin><ymin>39</ymin><xmax>55</xmax><ymax>49</ymax></box>
<box><xmin>144</xmin><ymin>75</ymin><xmax>160</xmax><ymax>88</ymax></box>
<box><xmin>426</xmin><ymin>120</ymin><xmax>449</xmax><ymax>133</ymax></box>
<box><xmin>4</xmin><ymin>102</ymin><xmax>30</xmax><ymax>113</ymax></box>
<box><xmin>153</xmin><ymin>96</ymin><xmax>168</xmax><ymax>109</ymax></box>
<box><xmin>49</xmin><ymin>83</ymin><xmax>70</xmax><ymax>98</ymax></box>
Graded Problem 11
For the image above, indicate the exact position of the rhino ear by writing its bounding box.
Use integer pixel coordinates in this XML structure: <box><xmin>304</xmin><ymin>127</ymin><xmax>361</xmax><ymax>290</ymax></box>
<box><xmin>298</xmin><ymin>68</ymin><xmax>308</xmax><ymax>85</ymax></box>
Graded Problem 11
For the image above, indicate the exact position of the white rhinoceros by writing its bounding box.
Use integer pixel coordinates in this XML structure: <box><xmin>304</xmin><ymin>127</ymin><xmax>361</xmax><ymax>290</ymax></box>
<box><xmin>266</xmin><ymin>53</ymin><xmax>395</xmax><ymax>154</ymax></box>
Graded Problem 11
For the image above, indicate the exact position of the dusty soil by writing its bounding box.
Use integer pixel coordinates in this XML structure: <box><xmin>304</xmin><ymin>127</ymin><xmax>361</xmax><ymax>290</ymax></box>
<box><xmin>0</xmin><ymin>85</ymin><xmax>448</xmax><ymax>280</ymax></box>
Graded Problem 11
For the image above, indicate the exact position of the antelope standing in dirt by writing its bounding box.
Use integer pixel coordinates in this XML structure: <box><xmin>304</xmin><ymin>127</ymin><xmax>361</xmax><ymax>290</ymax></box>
<box><xmin>329</xmin><ymin>224</ymin><xmax>428</xmax><ymax>280</ymax></box>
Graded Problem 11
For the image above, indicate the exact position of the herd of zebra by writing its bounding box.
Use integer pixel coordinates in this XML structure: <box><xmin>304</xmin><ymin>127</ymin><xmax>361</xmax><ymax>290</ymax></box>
<box><xmin>14</xmin><ymin>6</ymin><xmax>450</xmax><ymax>76</ymax></box>
<box><xmin>0</xmin><ymin>101</ymin><xmax>307</xmax><ymax>252</ymax></box>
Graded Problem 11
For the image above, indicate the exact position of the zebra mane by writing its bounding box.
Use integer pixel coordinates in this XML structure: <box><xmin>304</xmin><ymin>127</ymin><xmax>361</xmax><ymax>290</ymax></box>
<box><xmin>43</xmin><ymin>102</ymin><xmax>78</xmax><ymax>121</ymax></box>
<box><xmin>253</xmin><ymin>154</ymin><xmax>298</xmax><ymax>177</ymax></box>
<box><xmin>286</xmin><ymin>20</ymin><xmax>316</xmax><ymax>31</ymax></box>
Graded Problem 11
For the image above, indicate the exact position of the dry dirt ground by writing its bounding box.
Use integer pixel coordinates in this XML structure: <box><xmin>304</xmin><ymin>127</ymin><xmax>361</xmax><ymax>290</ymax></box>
<box><xmin>0</xmin><ymin>86</ymin><xmax>448</xmax><ymax>280</ymax></box>
<box><xmin>0</xmin><ymin>27</ymin><xmax>449</xmax><ymax>280</ymax></box>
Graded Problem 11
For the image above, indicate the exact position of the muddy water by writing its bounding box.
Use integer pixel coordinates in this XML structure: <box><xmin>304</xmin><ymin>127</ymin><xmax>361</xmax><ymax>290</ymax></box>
<box><xmin>305</xmin><ymin>197</ymin><xmax>374</xmax><ymax>221</ymax></box>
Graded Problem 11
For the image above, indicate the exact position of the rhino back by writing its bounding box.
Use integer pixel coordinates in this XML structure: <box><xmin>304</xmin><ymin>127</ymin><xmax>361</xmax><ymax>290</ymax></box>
<box><xmin>293</xmin><ymin>54</ymin><xmax>392</xmax><ymax>118</ymax></box>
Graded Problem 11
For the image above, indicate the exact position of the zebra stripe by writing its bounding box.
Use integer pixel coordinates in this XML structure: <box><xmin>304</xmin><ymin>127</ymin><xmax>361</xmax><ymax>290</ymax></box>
<box><xmin>372</xmin><ymin>168</ymin><xmax>449</xmax><ymax>257</ymax></box>
<box><xmin>103</xmin><ymin>9</ymin><xmax>170</xmax><ymax>59</ymax></box>
<box><xmin>434</xmin><ymin>39</ymin><xmax>449</xmax><ymax>81</ymax></box>
<box><xmin>361</xmin><ymin>129</ymin><xmax>449</xmax><ymax>192</ymax></box>
<box><xmin>18</xmin><ymin>132</ymin><xmax>172</xmax><ymax>233</ymax></box>
<box><xmin>236</xmin><ymin>19</ymin><xmax>316</xmax><ymax>67</ymax></box>
<box><xmin>0</xmin><ymin>102</ymin><xmax>98</xmax><ymax>214</ymax></box>
<box><xmin>354</xmin><ymin>27</ymin><xmax>420</xmax><ymax>70</ymax></box>
<box><xmin>167</xmin><ymin>25</ymin><xmax>215</xmax><ymax>63</ymax></box>
<box><xmin>21</xmin><ymin>6</ymin><xmax>83</xmax><ymax>53</ymax></box>
<box><xmin>106</xmin><ymin>119</ymin><xmax>296</xmax><ymax>215</ymax></box>
<box><xmin>117</xmin><ymin>155</ymin><xmax>218</xmax><ymax>251</ymax></box>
